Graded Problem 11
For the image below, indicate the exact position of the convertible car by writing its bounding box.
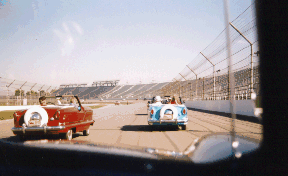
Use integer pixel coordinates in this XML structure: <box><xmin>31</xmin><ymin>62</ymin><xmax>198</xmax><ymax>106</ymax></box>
<box><xmin>11</xmin><ymin>95</ymin><xmax>94</xmax><ymax>141</ymax></box>
<box><xmin>147</xmin><ymin>96</ymin><xmax>188</xmax><ymax>130</ymax></box>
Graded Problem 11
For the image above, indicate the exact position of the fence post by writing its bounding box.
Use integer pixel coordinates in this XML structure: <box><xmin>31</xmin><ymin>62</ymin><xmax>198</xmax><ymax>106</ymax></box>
<box><xmin>229</xmin><ymin>22</ymin><xmax>253</xmax><ymax>98</ymax></box>
<box><xmin>46</xmin><ymin>86</ymin><xmax>51</xmax><ymax>96</ymax></box>
<box><xmin>39</xmin><ymin>85</ymin><xmax>45</xmax><ymax>100</ymax></box>
<box><xmin>179</xmin><ymin>73</ymin><xmax>187</xmax><ymax>98</ymax></box>
<box><xmin>186</xmin><ymin>65</ymin><xmax>198</xmax><ymax>100</ymax></box>
<box><xmin>6</xmin><ymin>80</ymin><xmax>15</xmax><ymax>106</ymax></box>
<box><xmin>30</xmin><ymin>83</ymin><xmax>37</xmax><ymax>100</ymax></box>
<box><xmin>202</xmin><ymin>77</ymin><xmax>205</xmax><ymax>100</ymax></box>
<box><xmin>200</xmin><ymin>52</ymin><xmax>215</xmax><ymax>100</ymax></box>
<box><xmin>19</xmin><ymin>81</ymin><xmax>27</xmax><ymax>106</ymax></box>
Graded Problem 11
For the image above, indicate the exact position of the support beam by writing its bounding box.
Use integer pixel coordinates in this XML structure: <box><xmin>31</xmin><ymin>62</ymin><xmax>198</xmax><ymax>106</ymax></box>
<box><xmin>179</xmin><ymin>73</ymin><xmax>187</xmax><ymax>81</ymax></box>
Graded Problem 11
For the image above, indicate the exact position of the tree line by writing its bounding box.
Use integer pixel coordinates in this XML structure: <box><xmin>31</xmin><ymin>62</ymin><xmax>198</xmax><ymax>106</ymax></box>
<box><xmin>14</xmin><ymin>89</ymin><xmax>57</xmax><ymax>96</ymax></box>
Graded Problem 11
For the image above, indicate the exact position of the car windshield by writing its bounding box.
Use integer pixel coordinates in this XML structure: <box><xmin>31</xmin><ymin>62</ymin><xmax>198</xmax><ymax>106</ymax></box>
<box><xmin>0</xmin><ymin>0</ymin><xmax>263</xmax><ymax>165</ymax></box>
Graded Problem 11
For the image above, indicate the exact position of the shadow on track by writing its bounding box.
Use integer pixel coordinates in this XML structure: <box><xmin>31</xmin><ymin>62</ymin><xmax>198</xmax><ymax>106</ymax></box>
<box><xmin>121</xmin><ymin>125</ymin><xmax>179</xmax><ymax>132</ymax></box>
<box><xmin>187</xmin><ymin>107</ymin><xmax>261</xmax><ymax>124</ymax></box>
<box><xmin>1</xmin><ymin>133</ymin><xmax>83</xmax><ymax>143</ymax></box>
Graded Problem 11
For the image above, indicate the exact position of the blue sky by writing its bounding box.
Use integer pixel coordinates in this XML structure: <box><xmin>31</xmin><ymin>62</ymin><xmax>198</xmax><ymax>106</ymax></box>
<box><xmin>0</xmin><ymin>0</ymin><xmax>252</xmax><ymax>87</ymax></box>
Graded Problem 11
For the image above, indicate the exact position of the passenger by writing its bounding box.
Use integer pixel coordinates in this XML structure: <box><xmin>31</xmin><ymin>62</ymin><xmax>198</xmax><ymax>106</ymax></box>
<box><xmin>179</xmin><ymin>97</ymin><xmax>183</xmax><ymax>104</ymax></box>
<box><xmin>39</xmin><ymin>96</ymin><xmax>47</xmax><ymax>106</ymax></box>
<box><xmin>70</xmin><ymin>97</ymin><xmax>78</xmax><ymax>109</ymax></box>
<box><xmin>153</xmin><ymin>96</ymin><xmax>162</xmax><ymax>105</ymax></box>
<box><xmin>170</xmin><ymin>96</ymin><xmax>176</xmax><ymax>104</ymax></box>
<box><xmin>175</xmin><ymin>97</ymin><xmax>182</xmax><ymax>105</ymax></box>
<box><xmin>167</xmin><ymin>98</ymin><xmax>172</xmax><ymax>104</ymax></box>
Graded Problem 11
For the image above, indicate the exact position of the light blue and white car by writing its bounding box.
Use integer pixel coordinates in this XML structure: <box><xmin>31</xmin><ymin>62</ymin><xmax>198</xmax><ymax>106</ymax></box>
<box><xmin>147</xmin><ymin>96</ymin><xmax>188</xmax><ymax>130</ymax></box>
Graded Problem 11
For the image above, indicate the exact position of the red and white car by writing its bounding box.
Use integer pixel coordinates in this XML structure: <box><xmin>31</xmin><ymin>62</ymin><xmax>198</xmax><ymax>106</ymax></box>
<box><xmin>11</xmin><ymin>95</ymin><xmax>94</xmax><ymax>141</ymax></box>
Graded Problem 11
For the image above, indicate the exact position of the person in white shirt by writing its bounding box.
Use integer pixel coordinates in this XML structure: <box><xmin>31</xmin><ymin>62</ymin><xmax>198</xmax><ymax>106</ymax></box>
<box><xmin>153</xmin><ymin>96</ymin><xmax>162</xmax><ymax>105</ymax></box>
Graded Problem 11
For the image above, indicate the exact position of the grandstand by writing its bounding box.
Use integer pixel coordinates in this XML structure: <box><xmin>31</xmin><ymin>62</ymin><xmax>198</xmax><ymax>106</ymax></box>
<box><xmin>52</xmin><ymin>81</ymin><xmax>117</xmax><ymax>99</ymax></box>
<box><xmin>52</xmin><ymin>67</ymin><xmax>260</xmax><ymax>100</ymax></box>
<box><xmin>52</xmin><ymin>79</ymin><xmax>172</xmax><ymax>100</ymax></box>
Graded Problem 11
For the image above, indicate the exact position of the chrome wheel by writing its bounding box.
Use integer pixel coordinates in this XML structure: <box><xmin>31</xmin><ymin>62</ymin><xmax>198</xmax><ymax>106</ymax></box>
<box><xmin>63</xmin><ymin>129</ymin><xmax>73</xmax><ymax>140</ymax></box>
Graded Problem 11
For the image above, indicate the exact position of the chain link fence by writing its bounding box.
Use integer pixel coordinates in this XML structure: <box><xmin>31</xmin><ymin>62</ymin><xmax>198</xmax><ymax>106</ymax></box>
<box><xmin>0</xmin><ymin>77</ymin><xmax>57</xmax><ymax>105</ymax></box>
<box><xmin>161</xmin><ymin>1</ymin><xmax>260</xmax><ymax>101</ymax></box>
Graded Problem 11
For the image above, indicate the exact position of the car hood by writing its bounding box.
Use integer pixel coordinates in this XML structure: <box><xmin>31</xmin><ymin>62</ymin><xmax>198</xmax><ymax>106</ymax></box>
<box><xmin>5</xmin><ymin>132</ymin><xmax>259</xmax><ymax>163</ymax></box>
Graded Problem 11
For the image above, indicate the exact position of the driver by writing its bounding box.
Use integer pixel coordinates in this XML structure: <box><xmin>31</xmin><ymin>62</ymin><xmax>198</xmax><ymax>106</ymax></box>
<box><xmin>39</xmin><ymin>96</ymin><xmax>47</xmax><ymax>106</ymax></box>
<box><xmin>153</xmin><ymin>96</ymin><xmax>162</xmax><ymax>105</ymax></box>
<box><xmin>70</xmin><ymin>97</ymin><xmax>78</xmax><ymax>109</ymax></box>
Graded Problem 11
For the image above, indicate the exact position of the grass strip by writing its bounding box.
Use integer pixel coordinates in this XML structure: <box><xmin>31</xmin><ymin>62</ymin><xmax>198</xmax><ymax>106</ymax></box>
<box><xmin>0</xmin><ymin>110</ymin><xmax>15</xmax><ymax>120</ymax></box>
<box><xmin>88</xmin><ymin>105</ymin><xmax>106</xmax><ymax>109</ymax></box>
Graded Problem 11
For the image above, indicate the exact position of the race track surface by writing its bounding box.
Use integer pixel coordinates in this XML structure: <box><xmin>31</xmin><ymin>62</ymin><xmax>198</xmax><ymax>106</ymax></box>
<box><xmin>0</xmin><ymin>102</ymin><xmax>262</xmax><ymax>152</ymax></box>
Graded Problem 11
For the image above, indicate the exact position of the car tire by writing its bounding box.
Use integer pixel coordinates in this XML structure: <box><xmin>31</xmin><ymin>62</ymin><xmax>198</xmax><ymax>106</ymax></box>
<box><xmin>83</xmin><ymin>128</ymin><xmax>90</xmax><ymax>136</ymax></box>
<box><xmin>18</xmin><ymin>135</ymin><xmax>26</xmax><ymax>141</ymax></box>
<box><xmin>62</xmin><ymin>129</ymin><xmax>73</xmax><ymax>140</ymax></box>
<box><xmin>180</xmin><ymin>125</ymin><xmax>186</xmax><ymax>130</ymax></box>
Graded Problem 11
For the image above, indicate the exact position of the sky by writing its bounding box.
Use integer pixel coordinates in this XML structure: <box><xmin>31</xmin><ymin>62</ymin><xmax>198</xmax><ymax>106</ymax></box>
<box><xmin>0</xmin><ymin>0</ymin><xmax>253</xmax><ymax>88</ymax></box>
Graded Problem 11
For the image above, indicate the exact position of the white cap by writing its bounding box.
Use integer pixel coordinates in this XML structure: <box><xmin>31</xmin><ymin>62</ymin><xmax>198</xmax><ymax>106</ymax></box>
<box><xmin>155</xmin><ymin>96</ymin><xmax>162</xmax><ymax>102</ymax></box>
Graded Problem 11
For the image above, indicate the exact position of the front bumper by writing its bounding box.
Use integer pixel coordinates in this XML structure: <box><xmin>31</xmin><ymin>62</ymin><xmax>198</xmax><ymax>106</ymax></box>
<box><xmin>12</xmin><ymin>126</ymin><xmax>65</xmax><ymax>134</ymax></box>
<box><xmin>148</xmin><ymin>119</ymin><xmax>188</xmax><ymax>125</ymax></box>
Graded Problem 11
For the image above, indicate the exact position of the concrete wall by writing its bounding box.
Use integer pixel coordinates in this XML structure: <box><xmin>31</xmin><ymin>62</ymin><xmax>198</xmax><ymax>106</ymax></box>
<box><xmin>185</xmin><ymin>100</ymin><xmax>256</xmax><ymax>117</ymax></box>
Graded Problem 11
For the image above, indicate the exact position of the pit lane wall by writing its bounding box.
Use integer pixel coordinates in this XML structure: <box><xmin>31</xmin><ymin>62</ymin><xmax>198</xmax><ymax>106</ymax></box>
<box><xmin>184</xmin><ymin>100</ymin><xmax>256</xmax><ymax>117</ymax></box>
